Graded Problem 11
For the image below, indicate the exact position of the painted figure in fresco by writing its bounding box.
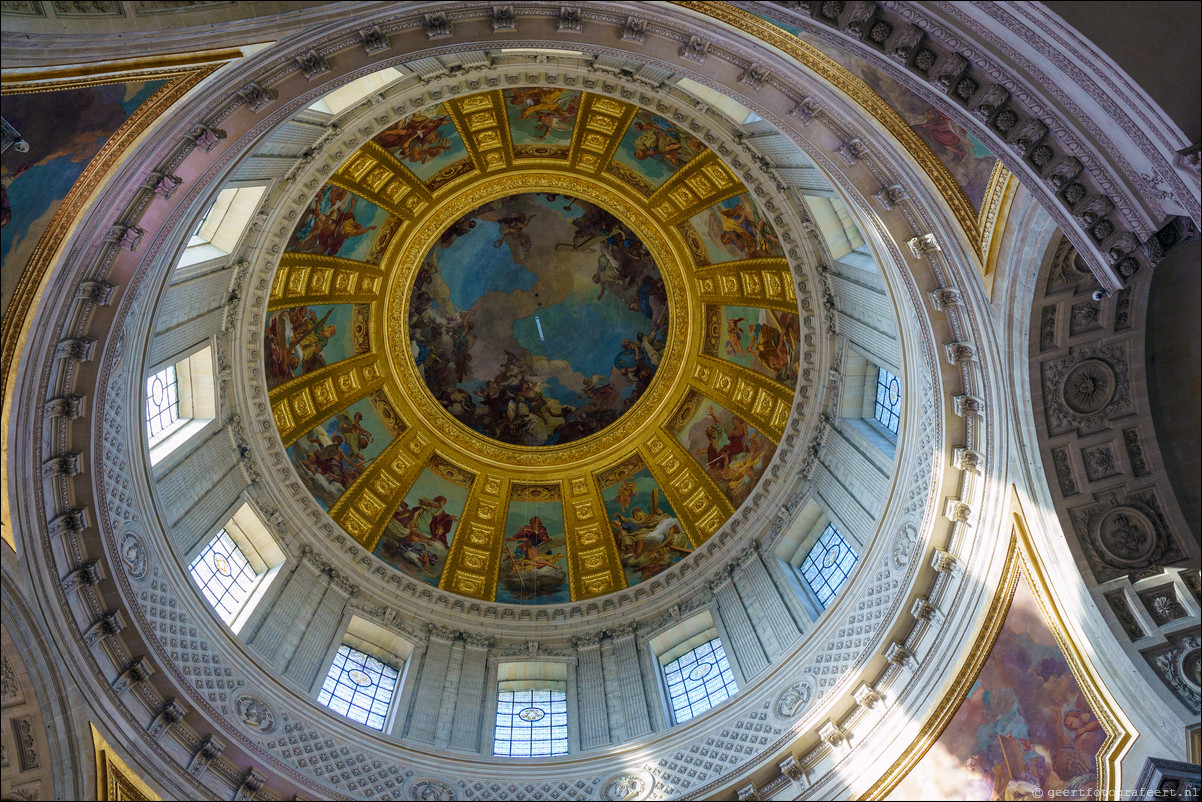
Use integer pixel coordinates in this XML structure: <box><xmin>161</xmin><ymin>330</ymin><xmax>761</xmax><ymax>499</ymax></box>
<box><xmin>721</xmin><ymin>310</ymin><xmax>799</xmax><ymax>384</ymax></box>
<box><xmin>715</xmin><ymin>198</ymin><xmax>781</xmax><ymax>259</ymax></box>
<box><xmin>913</xmin><ymin>107</ymin><xmax>971</xmax><ymax>163</ymax></box>
<box><xmin>749</xmin><ymin>312</ymin><xmax>800</xmax><ymax>384</ymax></box>
<box><xmin>630</xmin><ymin>113</ymin><xmax>704</xmax><ymax>168</ymax></box>
<box><xmin>375</xmin><ymin>110</ymin><xmax>453</xmax><ymax>164</ymax></box>
<box><xmin>610</xmin><ymin>489</ymin><xmax>691</xmax><ymax>582</ymax></box>
<box><xmin>615</xmin><ymin>479</ymin><xmax>637</xmax><ymax>513</ymax></box>
<box><xmin>264</xmin><ymin>306</ymin><xmax>339</xmax><ymax>387</ymax></box>
<box><xmin>500</xmin><ymin>515</ymin><xmax>567</xmax><ymax>599</ymax></box>
<box><xmin>694</xmin><ymin>406</ymin><xmax>769</xmax><ymax>499</ymax></box>
<box><xmin>507</xmin><ymin>87</ymin><xmax>580</xmax><ymax>139</ymax></box>
<box><xmin>287</xmin><ymin>306</ymin><xmax>337</xmax><ymax>372</ymax></box>
<box><xmin>725</xmin><ymin>316</ymin><xmax>748</xmax><ymax>357</ymax></box>
<box><xmin>492</xmin><ymin>210</ymin><xmax>536</xmax><ymax>260</ymax></box>
<box><xmin>290</xmin><ymin>188</ymin><xmax>378</xmax><ymax>257</ymax></box>
<box><xmin>379</xmin><ymin>495</ymin><xmax>457</xmax><ymax>576</ymax></box>
<box><xmin>333</xmin><ymin>410</ymin><xmax>374</xmax><ymax>460</ymax></box>
<box><xmin>299</xmin><ymin>431</ymin><xmax>359</xmax><ymax>490</ymax></box>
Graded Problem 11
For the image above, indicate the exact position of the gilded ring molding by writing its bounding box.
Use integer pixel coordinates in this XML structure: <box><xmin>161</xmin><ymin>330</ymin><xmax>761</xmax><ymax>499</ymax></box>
<box><xmin>378</xmin><ymin>170</ymin><xmax>701</xmax><ymax>476</ymax></box>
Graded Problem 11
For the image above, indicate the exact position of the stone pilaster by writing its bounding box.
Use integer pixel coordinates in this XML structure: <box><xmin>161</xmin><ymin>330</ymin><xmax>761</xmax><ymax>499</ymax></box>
<box><xmin>710</xmin><ymin>570</ymin><xmax>769</xmax><ymax>679</ymax></box>
<box><xmin>406</xmin><ymin>625</ymin><xmax>457</xmax><ymax>743</ymax></box>
<box><xmin>283</xmin><ymin>573</ymin><xmax>356</xmax><ymax>690</ymax></box>
<box><xmin>247</xmin><ymin>548</ymin><xmax>324</xmax><ymax>667</ymax></box>
<box><xmin>449</xmin><ymin>634</ymin><xmax>492</xmax><ymax>751</ymax></box>
<box><xmin>572</xmin><ymin>633</ymin><xmax>610</xmax><ymax>749</ymax></box>
<box><xmin>606</xmin><ymin>624</ymin><xmax>651</xmax><ymax>739</ymax></box>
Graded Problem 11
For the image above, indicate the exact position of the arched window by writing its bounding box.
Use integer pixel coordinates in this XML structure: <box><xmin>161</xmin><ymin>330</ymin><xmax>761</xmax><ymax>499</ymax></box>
<box><xmin>146</xmin><ymin>344</ymin><xmax>216</xmax><ymax>467</ymax></box>
<box><xmin>186</xmin><ymin>503</ymin><xmax>284</xmax><ymax>631</ymax></box>
<box><xmin>492</xmin><ymin>662</ymin><xmax>569</xmax><ymax>757</ymax></box>
<box><xmin>317</xmin><ymin>644</ymin><xmax>400</xmax><ymax>732</ymax></box>
<box><xmin>177</xmin><ymin>184</ymin><xmax>267</xmax><ymax>270</ymax></box>
<box><xmin>873</xmin><ymin>366</ymin><xmax>902</xmax><ymax>434</ymax></box>
<box><xmin>650</xmin><ymin>612</ymin><xmax>740</xmax><ymax>725</ymax></box>
<box><xmin>662</xmin><ymin>638</ymin><xmax>738</xmax><ymax>724</ymax></box>
<box><xmin>798</xmin><ymin>524</ymin><xmax>859</xmax><ymax>609</ymax></box>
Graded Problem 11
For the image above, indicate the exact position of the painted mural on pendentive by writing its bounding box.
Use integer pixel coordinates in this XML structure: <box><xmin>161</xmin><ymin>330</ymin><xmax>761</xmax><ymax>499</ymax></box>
<box><xmin>285</xmin><ymin>184</ymin><xmax>394</xmax><ymax>262</ymax></box>
<box><xmin>263</xmin><ymin>304</ymin><xmax>364</xmax><ymax>389</ymax></box>
<box><xmin>504</xmin><ymin>87</ymin><xmax>581</xmax><ymax>147</ymax></box>
<box><xmin>601</xmin><ymin>464</ymin><xmax>692</xmax><ymax>587</ymax></box>
<box><xmin>1</xmin><ymin>79</ymin><xmax>166</xmax><ymax>312</ymax></box>
<box><xmin>750</xmin><ymin>12</ymin><xmax>998</xmax><ymax>212</ymax></box>
<box><xmin>408</xmin><ymin>192</ymin><xmax>669</xmax><ymax>447</ymax></box>
<box><xmin>716</xmin><ymin>305</ymin><xmax>801</xmax><ymax>387</ymax></box>
<box><xmin>687</xmin><ymin>193</ymin><xmax>784</xmax><ymax>264</ymax></box>
<box><xmin>612</xmin><ymin>109</ymin><xmax>706</xmax><ymax>187</ymax></box>
<box><xmin>887</xmin><ymin>573</ymin><xmax>1107</xmax><ymax>801</ymax></box>
<box><xmin>373</xmin><ymin>104</ymin><xmax>468</xmax><ymax>182</ymax></box>
<box><xmin>373</xmin><ymin>458</ymin><xmax>472</xmax><ymax>587</ymax></box>
<box><xmin>286</xmin><ymin>393</ymin><xmax>398</xmax><ymax>510</ymax></box>
<box><xmin>674</xmin><ymin>400</ymin><xmax>776</xmax><ymax>507</ymax></box>
<box><xmin>497</xmin><ymin>488</ymin><xmax>569</xmax><ymax>605</ymax></box>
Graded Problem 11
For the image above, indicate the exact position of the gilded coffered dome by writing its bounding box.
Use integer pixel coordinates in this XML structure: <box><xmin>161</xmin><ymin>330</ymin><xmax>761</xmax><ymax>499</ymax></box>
<box><xmin>264</xmin><ymin>90</ymin><xmax>804</xmax><ymax>604</ymax></box>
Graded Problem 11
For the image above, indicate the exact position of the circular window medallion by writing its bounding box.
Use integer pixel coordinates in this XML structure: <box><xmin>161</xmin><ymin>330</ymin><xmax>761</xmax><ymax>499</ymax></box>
<box><xmin>212</xmin><ymin>552</ymin><xmax>231</xmax><ymax>577</ymax></box>
<box><xmin>887</xmin><ymin>374</ymin><xmax>900</xmax><ymax>405</ymax></box>
<box><xmin>518</xmin><ymin>706</ymin><xmax>546</xmax><ymax>722</ymax></box>
<box><xmin>1095</xmin><ymin>505</ymin><xmax>1157</xmax><ymax>565</ymax></box>
<box><xmin>1181</xmin><ymin>648</ymin><xmax>1201</xmax><ymax>690</ymax></box>
<box><xmin>688</xmin><ymin>662</ymin><xmax>714</xmax><ymax>682</ymax></box>
<box><xmin>1061</xmin><ymin>359</ymin><xmax>1116</xmax><ymax>414</ymax></box>
<box><xmin>822</xmin><ymin>545</ymin><xmax>841</xmax><ymax>569</ymax></box>
<box><xmin>407</xmin><ymin>192</ymin><xmax>669</xmax><ymax>447</ymax></box>
<box><xmin>348</xmin><ymin>669</ymin><xmax>373</xmax><ymax>687</ymax></box>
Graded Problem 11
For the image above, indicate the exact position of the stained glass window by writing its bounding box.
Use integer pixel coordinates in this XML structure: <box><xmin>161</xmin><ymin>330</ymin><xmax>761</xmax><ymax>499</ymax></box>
<box><xmin>493</xmin><ymin>687</ymin><xmax>568</xmax><ymax>757</ymax></box>
<box><xmin>146</xmin><ymin>364</ymin><xmax>181</xmax><ymax>440</ymax></box>
<box><xmin>799</xmin><ymin>524</ymin><xmax>859</xmax><ymax>609</ymax></box>
<box><xmin>188</xmin><ymin>530</ymin><xmax>260</xmax><ymax>626</ymax></box>
<box><xmin>317</xmin><ymin>644</ymin><xmax>399</xmax><ymax>731</ymax></box>
<box><xmin>663</xmin><ymin>638</ymin><xmax>739</xmax><ymax>724</ymax></box>
<box><xmin>874</xmin><ymin>367</ymin><xmax>901</xmax><ymax>434</ymax></box>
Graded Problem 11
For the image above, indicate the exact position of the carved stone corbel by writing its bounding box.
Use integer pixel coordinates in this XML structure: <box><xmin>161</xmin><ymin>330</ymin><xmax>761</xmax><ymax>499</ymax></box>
<box><xmin>910</xmin><ymin>595</ymin><xmax>945</xmax><ymax>626</ymax></box>
<box><xmin>147</xmin><ymin>698</ymin><xmax>186</xmax><ymax>738</ymax></box>
<box><xmin>187</xmin><ymin>734</ymin><xmax>225</xmax><ymax>778</ymax></box>
<box><xmin>42</xmin><ymin>452</ymin><xmax>81</xmax><ymax>477</ymax></box>
<box><xmin>112</xmin><ymin>657</ymin><xmax>154</xmax><ymax>696</ymax></box>
<box><xmin>61</xmin><ymin>560</ymin><xmax>104</xmax><ymax>594</ymax></box>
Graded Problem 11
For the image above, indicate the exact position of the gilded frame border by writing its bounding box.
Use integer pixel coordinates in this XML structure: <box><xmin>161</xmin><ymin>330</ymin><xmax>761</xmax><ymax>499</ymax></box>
<box><xmin>863</xmin><ymin>495</ymin><xmax>1136</xmax><ymax>799</ymax></box>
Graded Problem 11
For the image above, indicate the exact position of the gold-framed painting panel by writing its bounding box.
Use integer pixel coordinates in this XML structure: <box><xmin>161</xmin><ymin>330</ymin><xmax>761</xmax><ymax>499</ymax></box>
<box><xmin>864</xmin><ymin>494</ymin><xmax>1136</xmax><ymax>799</ymax></box>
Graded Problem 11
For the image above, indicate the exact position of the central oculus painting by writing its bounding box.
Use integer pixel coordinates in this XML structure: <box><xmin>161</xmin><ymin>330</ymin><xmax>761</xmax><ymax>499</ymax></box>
<box><xmin>407</xmin><ymin>192</ymin><xmax>670</xmax><ymax>447</ymax></box>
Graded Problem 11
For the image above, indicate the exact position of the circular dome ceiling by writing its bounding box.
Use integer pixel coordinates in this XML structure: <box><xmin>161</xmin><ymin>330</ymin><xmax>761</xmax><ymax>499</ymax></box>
<box><xmin>265</xmin><ymin>88</ymin><xmax>800</xmax><ymax>605</ymax></box>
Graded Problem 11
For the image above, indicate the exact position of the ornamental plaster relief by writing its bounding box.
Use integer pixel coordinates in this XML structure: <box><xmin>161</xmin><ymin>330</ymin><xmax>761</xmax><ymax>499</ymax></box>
<box><xmin>744</xmin><ymin>0</ymin><xmax>1197</xmax><ymax>296</ymax></box>
<box><xmin>3</xmin><ymin>4</ymin><xmax>1027</xmax><ymax>800</ymax></box>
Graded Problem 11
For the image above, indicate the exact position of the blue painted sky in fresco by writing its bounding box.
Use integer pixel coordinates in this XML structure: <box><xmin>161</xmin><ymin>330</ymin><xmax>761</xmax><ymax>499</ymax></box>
<box><xmin>434</xmin><ymin>219</ymin><xmax>538</xmax><ymax>311</ymax></box>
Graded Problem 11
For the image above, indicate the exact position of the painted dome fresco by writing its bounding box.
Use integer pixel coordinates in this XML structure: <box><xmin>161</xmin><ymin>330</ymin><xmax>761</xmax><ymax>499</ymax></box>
<box><xmin>266</xmin><ymin>89</ymin><xmax>800</xmax><ymax>605</ymax></box>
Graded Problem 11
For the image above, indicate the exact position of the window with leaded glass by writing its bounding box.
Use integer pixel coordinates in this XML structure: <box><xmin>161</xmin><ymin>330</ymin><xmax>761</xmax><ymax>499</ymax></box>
<box><xmin>145</xmin><ymin>345</ymin><xmax>216</xmax><ymax>466</ymax></box>
<box><xmin>493</xmin><ymin>685</ymin><xmax>568</xmax><ymax>757</ymax></box>
<box><xmin>874</xmin><ymin>367</ymin><xmax>901</xmax><ymax>434</ymax></box>
<box><xmin>798</xmin><ymin>524</ymin><xmax>858</xmax><ymax>609</ymax></box>
<box><xmin>188</xmin><ymin>529</ymin><xmax>260</xmax><ymax>626</ymax></box>
<box><xmin>146</xmin><ymin>364</ymin><xmax>181</xmax><ymax>441</ymax></box>
<box><xmin>317</xmin><ymin>644</ymin><xmax>399</xmax><ymax>731</ymax></box>
<box><xmin>662</xmin><ymin>637</ymin><xmax>739</xmax><ymax>724</ymax></box>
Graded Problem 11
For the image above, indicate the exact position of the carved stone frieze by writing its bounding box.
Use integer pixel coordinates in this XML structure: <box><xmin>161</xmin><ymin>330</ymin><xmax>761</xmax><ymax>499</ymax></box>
<box><xmin>772</xmin><ymin>674</ymin><xmax>815</xmax><ymax>719</ymax></box>
<box><xmin>1147</xmin><ymin>634</ymin><xmax>1200</xmax><ymax>710</ymax></box>
<box><xmin>1041</xmin><ymin>345</ymin><xmax>1132</xmax><ymax>437</ymax></box>
<box><xmin>1068</xmin><ymin>488</ymin><xmax>1185</xmax><ymax>582</ymax></box>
